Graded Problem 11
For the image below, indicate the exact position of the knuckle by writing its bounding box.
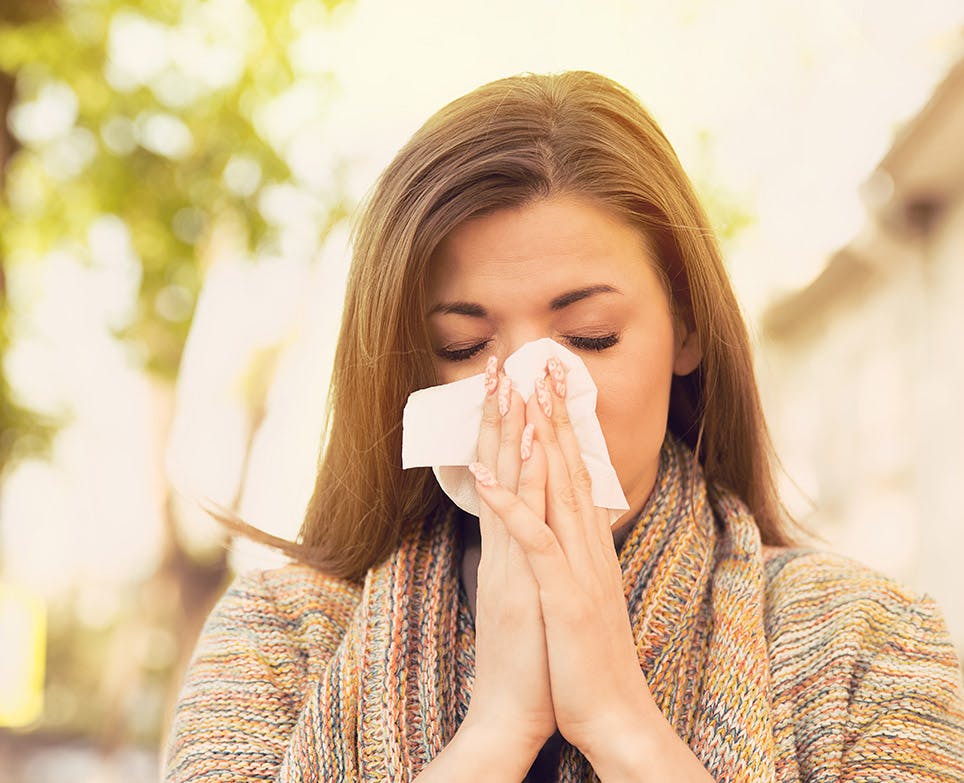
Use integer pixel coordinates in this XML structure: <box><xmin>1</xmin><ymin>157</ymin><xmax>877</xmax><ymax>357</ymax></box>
<box><xmin>529</xmin><ymin>525</ymin><xmax>556</xmax><ymax>555</ymax></box>
<box><xmin>539</xmin><ymin>422</ymin><xmax>559</xmax><ymax>446</ymax></box>
<box><xmin>505</xmin><ymin>493</ymin><xmax>529</xmax><ymax>516</ymax></box>
<box><xmin>478</xmin><ymin>408</ymin><xmax>500</xmax><ymax>461</ymax></box>
<box><xmin>558</xmin><ymin>484</ymin><xmax>580</xmax><ymax>513</ymax></box>
<box><xmin>554</xmin><ymin>401</ymin><xmax>571</xmax><ymax>424</ymax></box>
<box><xmin>499</xmin><ymin>425</ymin><xmax>517</xmax><ymax>448</ymax></box>
<box><xmin>480</xmin><ymin>403</ymin><xmax>501</xmax><ymax>428</ymax></box>
<box><xmin>572</xmin><ymin>463</ymin><xmax>593</xmax><ymax>492</ymax></box>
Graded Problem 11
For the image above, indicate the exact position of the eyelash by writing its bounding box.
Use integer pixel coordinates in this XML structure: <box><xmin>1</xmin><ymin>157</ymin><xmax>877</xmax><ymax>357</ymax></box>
<box><xmin>435</xmin><ymin>333</ymin><xmax>620</xmax><ymax>362</ymax></box>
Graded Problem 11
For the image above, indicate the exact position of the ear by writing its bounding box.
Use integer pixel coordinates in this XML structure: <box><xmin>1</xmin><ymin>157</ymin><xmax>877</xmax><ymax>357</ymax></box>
<box><xmin>672</xmin><ymin>315</ymin><xmax>702</xmax><ymax>376</ymax></box>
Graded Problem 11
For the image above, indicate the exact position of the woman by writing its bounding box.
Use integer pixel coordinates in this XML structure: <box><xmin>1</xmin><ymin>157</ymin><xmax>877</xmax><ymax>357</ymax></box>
<box><xmin>162</xmin><ymin>71</ymin><xmax>964</xmax><ymax>782</ymax></box>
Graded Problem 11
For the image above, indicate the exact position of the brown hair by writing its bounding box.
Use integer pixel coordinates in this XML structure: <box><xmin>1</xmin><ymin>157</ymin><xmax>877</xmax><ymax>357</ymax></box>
<box><xmin>202</xmin><ymin>69</ymin><xmax>802</xmax><ymax>582</ymax></box>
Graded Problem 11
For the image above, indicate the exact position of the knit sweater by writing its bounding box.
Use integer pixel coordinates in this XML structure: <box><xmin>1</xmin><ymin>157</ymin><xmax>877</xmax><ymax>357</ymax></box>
<box><xmin>163</xmin><ymin>546</ymin><xmax>964</xmax><ymax>781</ymax></box>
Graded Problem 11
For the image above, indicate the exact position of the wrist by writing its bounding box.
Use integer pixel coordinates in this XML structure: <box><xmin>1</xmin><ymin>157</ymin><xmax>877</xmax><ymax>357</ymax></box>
<box><xmin>580</xmin><ymin>707</ymin><xmax>651</xmax><ymax>783</ymax></box>
<box><xmin>415</xmin><ymin>717</ymin><xmax>539</xmax><ymax>782</ymax></box>
<box><xmin>581</xmin><ymin>701</ymin><xmax>714</xmax><ymax>783</ymax></box>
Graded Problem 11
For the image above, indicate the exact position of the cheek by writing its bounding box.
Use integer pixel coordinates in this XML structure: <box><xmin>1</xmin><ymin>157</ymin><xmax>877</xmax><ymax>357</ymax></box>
<box><xmin>434</xmin><ymin>362</ymin><xmax>454</xmax><ymax>385</ymax></box>
<box><xmin>592</xmin><ymin>328</ymin><xmax>676</xmax><ymax>456</ymax></box>
<box><xmin>432</xmin><ymin>358</ymin><xmax>470</xmax><ymax>386</ymax></box>
<box><xmin>594</xmin><ymin>360</ymin><xmax>671</xmax><ymax>426</ymax></box>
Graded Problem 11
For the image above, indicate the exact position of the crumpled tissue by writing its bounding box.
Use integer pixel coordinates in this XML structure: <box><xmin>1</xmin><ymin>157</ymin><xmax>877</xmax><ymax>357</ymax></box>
<box><xmin>401</xmin><ymin>337</ymin><xmax>629</xmax><ymax>527</ymax></box>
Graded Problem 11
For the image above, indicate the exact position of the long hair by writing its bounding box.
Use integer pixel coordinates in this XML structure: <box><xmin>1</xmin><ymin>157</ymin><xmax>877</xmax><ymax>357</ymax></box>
<box><xmin>203</xmin><ymin>70</ymin><xmax>801</xmax><ymax>582</ymax></box>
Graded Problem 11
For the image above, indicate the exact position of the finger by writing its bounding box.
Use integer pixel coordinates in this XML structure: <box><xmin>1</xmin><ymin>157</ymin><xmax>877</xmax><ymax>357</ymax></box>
<box><xmin>510</xmin><ymin>426</ymin><xmax>548</xmax><ymax>593</ymax></box>
<box><xmin>543</xmin><ymin>358</ymin><xmax>595</xmax><ymax>515</ymax></box>
<box><xmin>476</xmin><ymin>355</ymin><xmax>508</xmax><ymax>562</ymax></box>
<box><xmin>476</xmin><ymin>354</ymin><xmax>501</xmax><ymax>466</ymax></box>
<box><xmin>497</xmin><ymin>374</ymin><xmax>525</xmax><ymax>494</ymax></box>
<box><xmin>517</xmin><ymin>423</ymin><xmax>546</xmax><ymax>522</ymax></box>
<box><xmin>527</xmin><ymin>370</ymin><xmax>594</xmax><ymax>574</ymax></box>
<box><xmin>468</xmin><ymin>460</ymin><xmax>572</xmax><ymax>602</ymax></box>
<box><xmin>543</xmin><ymin>357</ymin><xmax>613</xmax><ymax>549</ymax></box>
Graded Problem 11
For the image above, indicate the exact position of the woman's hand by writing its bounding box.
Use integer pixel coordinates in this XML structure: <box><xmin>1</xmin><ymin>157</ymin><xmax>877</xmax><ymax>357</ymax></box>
<box><xmin>467</xmin><ymin>355</ymin><xmax>658</xmax><ymax>758</ymax></box>
<box><xmin>460</xmin><ymin>355</ymin><xmax>557</xmax><ymax>757</ymax></box>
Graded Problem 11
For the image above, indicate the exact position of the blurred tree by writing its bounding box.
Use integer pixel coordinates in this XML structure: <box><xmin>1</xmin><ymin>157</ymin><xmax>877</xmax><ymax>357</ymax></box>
<box><xmin>0</xmin><ymin>0</ymin><xmax>63</xmax><ymax>497</ymax></box>
<box><xmin>691</xmin><ymin>129</ymin><xmax>756</xmax><ymax>251</ymax></box>
<box><xmin>0</xmin><ymin>0</ymin><xmax>354</xmax><ymax>763</ymax></box>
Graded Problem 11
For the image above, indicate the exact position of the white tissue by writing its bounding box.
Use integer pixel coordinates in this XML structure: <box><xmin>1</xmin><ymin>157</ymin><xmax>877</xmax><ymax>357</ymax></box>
<box><xmin>401</xmin><ymin>337</ymin><xmax>630</xmax><ymax>527</ymax></box>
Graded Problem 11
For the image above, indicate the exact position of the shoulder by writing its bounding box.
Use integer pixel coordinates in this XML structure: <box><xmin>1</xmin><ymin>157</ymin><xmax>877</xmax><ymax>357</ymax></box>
<box><xmin>760</xmin><ymin>545</ymin><xmax>963</xmax><ymax>702</ymax></box>
<box><xmin>164</xmin><ymin>564</ymin><xmax>364</xmax><ymax>779</ymax></box>
<box><xmin>762</xmin><ymin>544</ymin><xmax>917</xmax><ymax>602</ymax></box>
<box><xmin>212</xmin><ymin>561</ymin><xmax>364</xmax><ymax>659</ymax></box>
<box><xmin>231</xmin><ymin>561</ymin><xmax>365</xmax><ymax>624</ymax></box>
<box><xmin>758</xmin><ymin>551</ymin><xmax>964</xmax><ymax>776</ymax></box>
<box><xmin>760</xmin><ymin>545</ymin><xmax>938</xmax><ymax>631</ymax></box>
<box><xmin>760</xmin><ymin>545</ymin><xmax>945</xmax><ymax>646</ymax></box>
<box><xmin>168</xmin><ymin>563</ymin><xmax>363</xmax><ymax>735</ymax></box>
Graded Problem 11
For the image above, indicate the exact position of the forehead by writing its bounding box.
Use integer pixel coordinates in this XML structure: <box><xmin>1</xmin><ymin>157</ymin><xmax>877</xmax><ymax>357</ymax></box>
<box><xmin>428</xmin><ymin>195</ymin><xmax>651</xmax><ymax>283</ymax></box>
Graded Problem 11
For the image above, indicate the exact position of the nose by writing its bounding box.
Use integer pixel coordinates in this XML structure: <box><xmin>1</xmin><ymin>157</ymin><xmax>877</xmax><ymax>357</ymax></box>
<box><xmin>499</xmin><ymin>331</ymin><xmax>554</xmax><ymax>368</ymax></box>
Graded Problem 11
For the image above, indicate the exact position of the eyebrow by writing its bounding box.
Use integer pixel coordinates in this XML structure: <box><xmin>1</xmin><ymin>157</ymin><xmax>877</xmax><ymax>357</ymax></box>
<box><xmin>426</xmin><ymin>284</ymin><xmax>622</xmax><ymax>318</ymax></box>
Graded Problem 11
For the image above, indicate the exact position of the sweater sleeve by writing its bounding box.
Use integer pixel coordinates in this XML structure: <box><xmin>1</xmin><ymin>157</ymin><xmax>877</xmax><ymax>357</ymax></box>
<box><xmin>161</xmin><ymin>566</ymin><xmax>360</xmax><ymax>782</ymax></box>
<box><xmin>841</xmin><ymin>591</ymin><xmax>964</xmax><ymax>782</ymax></box>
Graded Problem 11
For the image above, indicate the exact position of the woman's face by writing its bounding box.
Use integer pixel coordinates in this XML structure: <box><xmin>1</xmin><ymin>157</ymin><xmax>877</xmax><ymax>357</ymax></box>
<box><xmin>425</xmin><ymin>193</ymin><xmax>701</xmax><ymax>543</ymax></box>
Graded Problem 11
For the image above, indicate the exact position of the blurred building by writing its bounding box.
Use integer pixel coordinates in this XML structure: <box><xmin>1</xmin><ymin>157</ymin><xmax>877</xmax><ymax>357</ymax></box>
<box><xmin>759</xmin><ymin>56</ymin><xmax>964</xmax><ymax>652</ymax></box>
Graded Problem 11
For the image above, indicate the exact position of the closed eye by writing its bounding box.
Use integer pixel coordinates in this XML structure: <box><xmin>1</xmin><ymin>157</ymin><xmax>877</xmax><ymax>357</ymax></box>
<box><xmin>435</xmin><ymin>333</ymin><xmax>620</xmax><ymax>362</ymax></box>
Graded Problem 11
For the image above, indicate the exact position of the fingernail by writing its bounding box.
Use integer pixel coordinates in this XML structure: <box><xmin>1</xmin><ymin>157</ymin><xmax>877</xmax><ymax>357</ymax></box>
<box><xmin>520</xmin><ymin>423</ymin><xmax>534</xmax><ymax>461</ymax></box>
<box><xmin>484</xmin><ymin>355</ymin><xmax>498</xmax><ymax>395</ymax></box>
<box><xmin>553</xmin><ymin>379</ymin><xmax>566</xmax><ymax>398</ymax></box>
<box><xmin>547</xmin><ymin>356</ymin><xmax>567</xmax><ymax>383</ymax></box>
<box><xmin>535</xmin><ymin>377</ymin><xmax>552</xmax><ymax>418</ymax></box>
<box><xmin>498</xmin><ymin>375</ymin><xmax>511</xmax><ymax>416</ymax></box>
<box><xmin>468</xmin><ymin>461</ymin><xmax>498</xmax><ymax>487</ymax></box>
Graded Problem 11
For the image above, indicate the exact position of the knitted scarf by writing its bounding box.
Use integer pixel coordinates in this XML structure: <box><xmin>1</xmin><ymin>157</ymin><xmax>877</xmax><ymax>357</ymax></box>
<box><xmin>312</xmin><ymin>432</ymin><xmax>781</xmax><ymax>781</ymax></box>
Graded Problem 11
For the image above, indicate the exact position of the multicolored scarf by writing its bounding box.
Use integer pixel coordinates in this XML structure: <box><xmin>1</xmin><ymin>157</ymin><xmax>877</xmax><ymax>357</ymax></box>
<box><xmin>313</xmin><ymin>431</ymin><xmax>781</xmax><ymax>780</ymax></box>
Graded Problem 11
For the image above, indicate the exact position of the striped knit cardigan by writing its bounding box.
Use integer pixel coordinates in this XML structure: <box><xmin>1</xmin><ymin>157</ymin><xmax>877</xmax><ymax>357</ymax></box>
<box><xmin>163</xmin><ymin>436</ymin><xmax>964</xmax><ymax>782</ymax></box>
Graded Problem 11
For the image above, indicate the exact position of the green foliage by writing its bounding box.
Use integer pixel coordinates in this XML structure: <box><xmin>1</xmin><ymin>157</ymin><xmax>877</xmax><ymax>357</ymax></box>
<box><xmin>690</xmin><ymin>129</ymin><xmax>756</xmax><ymax>252</ymax></box>
<box><xmin>0</xmin><ymin>372</ymin><xmax>66</xmax><ymax>474</ymax></box>
<box><xmin>0</xmin><ymin>0</ymin><xmax>352</xmax><ymax>381</ymax></box>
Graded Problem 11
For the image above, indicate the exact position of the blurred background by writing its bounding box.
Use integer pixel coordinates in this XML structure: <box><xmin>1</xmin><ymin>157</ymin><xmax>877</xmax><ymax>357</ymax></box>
<box><xmin>0</xmin><ymin>0</ymin><xmax>962</xmax><ymax>779</ymax></box>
